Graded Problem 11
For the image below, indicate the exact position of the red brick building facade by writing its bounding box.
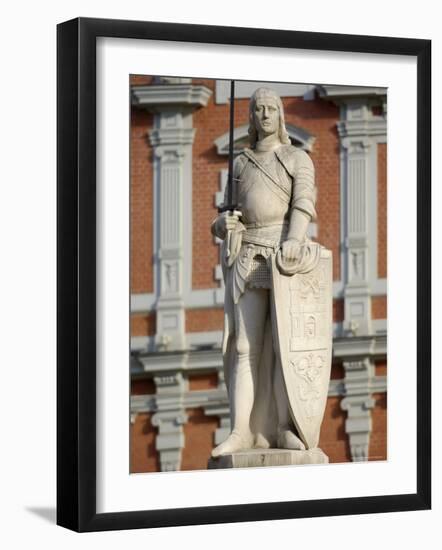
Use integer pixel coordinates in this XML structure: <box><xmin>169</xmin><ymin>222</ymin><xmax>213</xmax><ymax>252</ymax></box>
<box><xmin>130</xmin><ymin>76</ymin><xmax>387</xmax><ymax>472</ymax></box>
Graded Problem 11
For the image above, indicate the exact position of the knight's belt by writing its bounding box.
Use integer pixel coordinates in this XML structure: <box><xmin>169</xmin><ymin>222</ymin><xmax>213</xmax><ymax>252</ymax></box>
<box><xmin>242</xmin><ymin>221</ymin><xmax>289</xmax><ymax>249</ymax></box>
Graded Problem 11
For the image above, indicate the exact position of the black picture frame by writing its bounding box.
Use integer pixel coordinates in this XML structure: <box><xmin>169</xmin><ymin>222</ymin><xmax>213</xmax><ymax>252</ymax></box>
<box><xmin>57</xmin><ymin>17</ymin><xmax>431</xmax><ymax>532</ymax></box>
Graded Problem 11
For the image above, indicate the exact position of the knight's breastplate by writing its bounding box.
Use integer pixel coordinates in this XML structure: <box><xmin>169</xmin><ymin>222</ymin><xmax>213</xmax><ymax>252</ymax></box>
<box><xmin>238</xmin><ymin>152</ymin><xmax>292</xmax><ymax>226</ymax></box>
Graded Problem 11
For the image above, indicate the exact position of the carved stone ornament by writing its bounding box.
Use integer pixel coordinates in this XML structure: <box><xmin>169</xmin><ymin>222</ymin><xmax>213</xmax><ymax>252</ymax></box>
<box><xmin>273</xmin><ymin>251</ymin><xmax>333</xmax><ymax>448</ymax></box>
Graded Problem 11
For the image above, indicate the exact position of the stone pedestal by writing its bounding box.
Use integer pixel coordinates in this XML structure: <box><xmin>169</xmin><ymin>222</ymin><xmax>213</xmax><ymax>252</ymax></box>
<box><xmin>208</xmin><ymin>448</ymin><xmax>328</xmax><ymax>469</ymax></box>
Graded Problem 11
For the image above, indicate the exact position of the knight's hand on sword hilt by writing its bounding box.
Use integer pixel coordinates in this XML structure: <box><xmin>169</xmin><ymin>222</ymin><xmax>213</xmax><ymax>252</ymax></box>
<box><xmin>216</xmin><ymin>207</ymin><xmax>242</xmax><ymax>235</ymax></box>
<box><xmin>215</xmin><ymin>208</ymin><xmax>242</xmax><ymax>261</ymax></box>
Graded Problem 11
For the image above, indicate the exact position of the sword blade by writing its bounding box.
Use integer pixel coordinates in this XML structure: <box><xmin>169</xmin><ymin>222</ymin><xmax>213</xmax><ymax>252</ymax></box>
<box><xmin>227</xmin><ymin>80</ymin><xmax>235</xmax><ymax>209</ymax></box>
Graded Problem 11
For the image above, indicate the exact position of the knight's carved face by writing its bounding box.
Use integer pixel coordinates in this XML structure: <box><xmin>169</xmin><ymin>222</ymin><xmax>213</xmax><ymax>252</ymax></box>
<box><xmin>253</xmin><ymin>96</ymin><xmax>280</xmax><ymax>137</ymax></box>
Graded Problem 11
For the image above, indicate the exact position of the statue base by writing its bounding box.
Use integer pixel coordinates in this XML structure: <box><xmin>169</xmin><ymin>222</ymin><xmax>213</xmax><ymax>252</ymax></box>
<box><xmin>208</xmin><ymin>448</ymin><xmax>329</xmax><ymax>469</ymax></box>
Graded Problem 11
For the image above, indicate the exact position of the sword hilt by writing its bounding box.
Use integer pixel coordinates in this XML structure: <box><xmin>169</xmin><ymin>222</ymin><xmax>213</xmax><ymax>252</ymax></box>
<box><xmin>217</xmin><ymin>203</ymin><xmax>241</xmax><ymax>214</ymax></box>
<box><xmin>218</xmin><ymin>175</ymin><xmax>242</xmax><ymax>214</ymax></box>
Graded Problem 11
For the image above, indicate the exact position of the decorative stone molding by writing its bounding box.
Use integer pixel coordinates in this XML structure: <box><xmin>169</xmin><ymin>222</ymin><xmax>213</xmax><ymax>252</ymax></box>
<box><xmin>317</xmin><ymin>85</ymin><xmax>387</xmax><ymax>101</ymax></box>
<box><xmin>149</xmin><ymin>127</ymin><xmax>195</xmax><ymax>149</ymax></box>
<box><xmin>338</xmin><ymin>118</ymin><xmax>387</xmax><ymax>139</ymax></box>
<box><xmin>151</xmin><ymin>372</ymin><xmax>188</xmax><ymax>472</ymax></box>
<box><xmin>129</xmin><ymin>280</ymin><xmax>386</xmax><ymax>316</ymax></box>
<box><xmin>153</xmin><ymin>77</ymin><xmax>192</xmax><ymax>85</ymax></box>
<box><xmin>133</xmin><ymin>360</ymin><xmax>232</xmax><ymax>457</ymax></box>
<box><xmin>131</xmin><ymin>324</ymin><xmax>387</xmax><ymax>355</ymax></box>
<box><xmin>131</xmin><ymin>370</ymin><xmax>386</xmax><ymax>415</ymax></box>
<box><xmin>132</xmin><ymin>83</ymin><xmax>211</xmax><ymax>111</ymax></box>
<box><xmin>131</xmin><ymin>394</ymin><xmax>156</xmax><ymax>415</ymax></box>
<box><xmin>323</xmin><ymin>335</ymin><xmax>386</xmax><ymax>462</ymax></box>
<box><xmin>333</xmin><ymin>335</ymin><xmax>386</xmax><ymax>462</ymax></box>
<box><xmin>333</xmin><ymin>334</ymin><xmax>387</xmax><ymax>359</ymax></box>
<box><xmin>340</xmin><ymin>359</ymin><xmax>375</xmax><ymax>462</ymax></box>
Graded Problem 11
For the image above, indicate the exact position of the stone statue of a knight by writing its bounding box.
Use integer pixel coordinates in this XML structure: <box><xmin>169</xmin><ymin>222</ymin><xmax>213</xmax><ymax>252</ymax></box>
<box><xmin>210</xmin><ymin>87</ymin><xmax>333</xmax><ymax>460</ymax></box>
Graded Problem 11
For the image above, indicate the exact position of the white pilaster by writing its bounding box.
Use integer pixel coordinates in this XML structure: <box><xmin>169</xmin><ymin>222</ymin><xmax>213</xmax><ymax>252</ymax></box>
<box><xmin>338</xmin><ymin>100</ymin><xmax>387</xmax><ymax>336</ymax></box>
<box><xmin>150</xmin><ymin>119</ymin><xmax>194</xmax><ymax>351</ymax></box>
<box><xmin>340</xmin><ymin>107</ymin><xmax>373</xmax><ymax>335</ymax></box>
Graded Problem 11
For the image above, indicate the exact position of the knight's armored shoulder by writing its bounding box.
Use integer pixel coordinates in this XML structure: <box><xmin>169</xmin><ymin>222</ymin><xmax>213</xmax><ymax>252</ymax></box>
<box><xmin>293</xmin><ymin>148</ymin><xmax>315</xmax><ymax>175</ymax></box>
<box><xmin>233</xmin><ymin>153</ymin><xmax>248</xmax><ymax>179</ymax></box>
<box><xmin>276</xmin><ymin>145</ymin><xmax>314</xmax><ymax>177</ymax></box>
<box><xmin>276</xmin><ymin>145</ymin><xmax>317</xmax><ymax>220</ymax></box>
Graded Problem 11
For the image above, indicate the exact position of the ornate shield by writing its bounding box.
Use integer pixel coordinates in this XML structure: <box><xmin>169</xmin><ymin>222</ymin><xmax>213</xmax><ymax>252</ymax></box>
<box><xmin>271</xmin><ymin>248</ymin><xmax>333</xmax><ymax>449</ymax></box>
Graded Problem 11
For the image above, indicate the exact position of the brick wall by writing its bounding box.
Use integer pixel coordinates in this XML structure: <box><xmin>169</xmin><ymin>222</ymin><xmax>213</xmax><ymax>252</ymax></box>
<box><xmin>375</xmin><ymin>360</ymin><xmax>387</xmax><ymax>377</ymax></box>
<box><xmin>372</xmin><ymin>296</ymin><xmax>387</xmax><ymax>320</ymax></box>
<box><xmin>131</xmin><ymin>313</ymin><xmax>156</xmax><ymax>336</ymax></box>
<box><xmin>182</xmin><ymin>408</ymin><xmax>219</xmax><ymax>471</ymax></box>
<box><xmin>130</xmin><ymin>106</ymin><xmax>154</xmax><ymax>294</ymax></box>
<box><xmin>130</xmin><ymin>413</ymin><xmax>160</xmax><ymax>473</ymax></box>
<box><xmin>130</xmin><ymin>75</ymin><xmax>155</xmax><ymax>86</ymax></box>
<box><xmin>319</xmin><ymin>396</ymin><xmax>352</xmax><ymax>463</ymax></box>
<box><xmin>188</xmin><ymin>372</ymin><xmax>218</xmax><ymax>390</ymax></box>
<box><xmin>186</xmin><ymin>308</ymin><xmax>224</xmax><ymax>333</ymax></box>
<box><xmin>369</xmin><ymin>392</ymin><xmax>387</xmax><ymax>461</ymax></box>
<box><xmin>192</xmin><ymin>79</ymin><xmax>229</xmax><ymax>289</ymax></box>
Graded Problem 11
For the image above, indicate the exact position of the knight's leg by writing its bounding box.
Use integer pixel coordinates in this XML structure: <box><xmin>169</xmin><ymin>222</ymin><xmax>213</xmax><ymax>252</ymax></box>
<box><xmin>273</xmin><ymin>358</ymin><xmax>305</xmax><ymax>450</ymax></box>
<box><xmin>212</xmin><ymin>288</ymin><xmax>268</xmax><ymax>457</ymax></box>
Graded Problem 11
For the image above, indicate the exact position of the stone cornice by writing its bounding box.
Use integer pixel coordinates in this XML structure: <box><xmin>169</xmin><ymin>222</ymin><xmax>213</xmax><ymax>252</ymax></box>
<box><xmin>338</xmin><ymin>118</ymin><xmax>387</xmax><ymax>139</ymax></box>
<box><xmin>131</xmin><ymin>84</ymin><xmax>212</xmax><ymax>111</ymax></box>
<box><xmin>149</xmin><ymin>127</ymin><xmax>196</xmax><ymax>148</ymax></box>
<box><xmin>333</xmin><ymin>334</ymin><xmax>387</xmax><ymax>359</ymax></box>
<box><xmin>132</xmin><ymin>334</ymin><xmax>387</xmax><ymax>376</ymax></box>
<box><xmin>130</xmin><ymin>375</ymin><xmax>386</xmax><ymax>415</ymax></box>
<box><xmin>317</xmin><ymin>85</ymin><xmax>387</xmax><ymax>101</ymax></box>
<box><xmin>136</xmin><ymin>348</ymin><xmax>223</xmax><ymax>374</ymax></box>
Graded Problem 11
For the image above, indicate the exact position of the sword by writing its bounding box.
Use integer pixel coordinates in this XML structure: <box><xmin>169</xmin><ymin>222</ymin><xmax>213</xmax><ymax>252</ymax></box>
<box><xmin>218</xmin><ymin>80</ymin><xmax>240</xmax><ymax>259</ymax></box>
